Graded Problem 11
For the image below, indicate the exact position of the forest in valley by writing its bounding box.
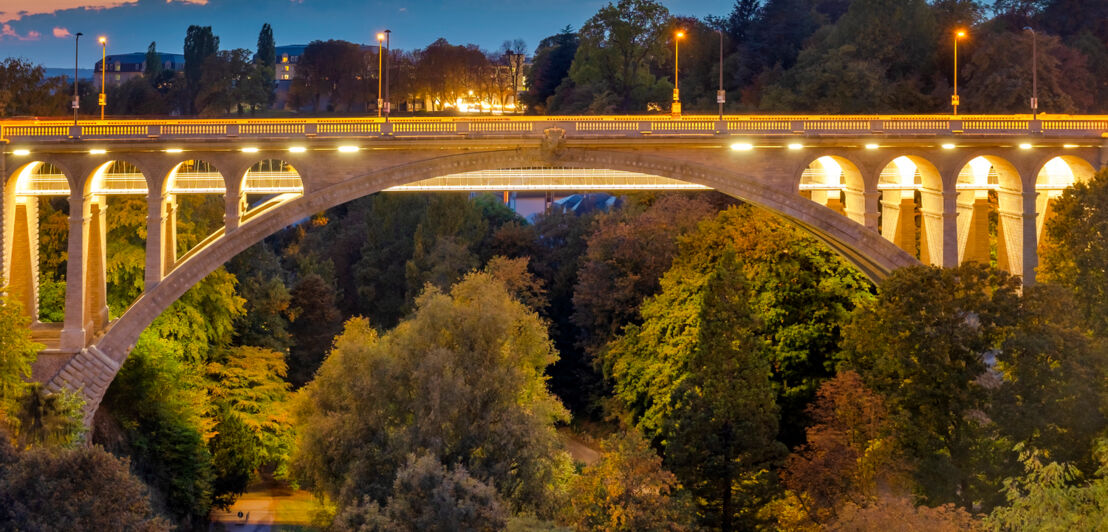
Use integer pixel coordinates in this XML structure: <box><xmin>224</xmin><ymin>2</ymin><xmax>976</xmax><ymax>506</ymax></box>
<box><xmin>1</xmin><ymin>0</ymin><xmax>1108</xmax><ymax>530</ymax></box>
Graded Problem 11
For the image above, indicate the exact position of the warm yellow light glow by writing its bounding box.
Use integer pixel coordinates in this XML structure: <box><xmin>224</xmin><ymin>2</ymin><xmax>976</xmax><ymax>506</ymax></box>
<box><xmin>676</xmin><ymin>31</ymin><xmax>685</xmax><ymax>38</ymax></box>
<box><xmin>288</xmin><ymin>146</ymin><xmax>307</xmax><ymax>153</ymax></box>
<box><xmin>787</xmin><ymin>143</ymin><xmax>804</xmax><ymax>150</ymax></box>
<box><xmin>165</xmin><ymin>148</ymin><xmax>183</xmax><ymax>153</ymax></box>
<box><xmin>13</xmin><ymin>149</ymin><xmax>30</xmax><ymax>156</ymax></box>
<box><xmin>730</xmin><ymin>143</ymin><xmax>754</xmax><ymax>151</ymax></box>
<box><xmin>89</xmin><ymin>149</ymin><xmax>107</xmax><ymax>155</ymax></box>
<box><xmin>956</xmin><ymin>30</ymin><xmax>967</xmax><ymax>38</ymax></box>
<box><xmin>865</xmin><ymin>143</ymin><xmax>880</xmax><ymax>150</ymax></box>
<box><xmin>1063</xmin><ymin>144</ymin><xmax>1079</xmax><ymax>149</ymax></box>
<box><xmin>1041</xmin><ymin>157</ymin><xmax>1075</xmax><ymax>187</ymax></box>
<box><xmin>377</xmin><ymin>33</ymin><xmax>385</xmax><ymax>41</ymax></box>
<box><xmin>241</xmin><ymin>147</ymin><xmax>260</xmax><ymax>153</ymax></box>
<box><xmin>942</xmin><ymin>143</ymin><xmax>956</xmax><ymax>150</ymax></box>
<box><xmin>968</xmin><ymin>157</ymin><xmax>992</xmax><ymax>184</ymax></box>
<box><xmin>893</xmin><ymin>156</ymin><xmax>918</xmax><ymax>186</ymax></box>
<box><xmin>338</xmin><ymin>145</ymin><xmax>359</xmax><ymax>153</ymax></box>
<box><xmin>1019</xmin><ymin>143</ymin><xmax>1033</xmax><ymax>150</ymax></box>
<box><xmin>99</xmin><ymin>36</ymin><xmax>106</xmax><ymax>45</ymax></box>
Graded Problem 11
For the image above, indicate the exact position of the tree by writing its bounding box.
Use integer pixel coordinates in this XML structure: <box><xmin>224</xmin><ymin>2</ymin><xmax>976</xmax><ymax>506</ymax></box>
<box><xmin>206</xmin><ymin>346</ymin><xmax>294</xmax><ymax>479</ymax></box>
<box><xmin>985</xmin><ymin>445</ymin><xmax>1108</xmax><ymax>530</ymax></box>
<box><xmin>293</xmin><ymin>273</ymin><xmax>571</xmax><ymax>515</ymax></box>
<box><xmin>256</xmin><ymin>23</ymin><xmax>276</xmax><ymax>107</ymax></box>
<box><xmin>287</xmin><ymin>273</ymin><xmax>342</xmax><ymax>387</ymax></box>
<box><xmin>550</xmin><ymin>0</ymin><xmax>673</xmax><ymax>113</ymax></box>
<box><xmin>209</xmin><ymin>410</ymin><xmax>258</xmax><ymax>509</ymax></box>
<box><xmin>567</xmin><ymin>428</ymin><xmax>693</xmax><ymax>531</ymax></box>
<box><xmin>961</xmin><ymin>30</ymin><xmax>1095</xmax><ymax>113</ymax></box>
<box><xmin>572</xmin><ymin>194</ymin><xmax>718</xmax><ymax>355</ymax></box>
<box><xmin>195</xmin><ymin>48</ymin><xmax>264</xmax><ymax>115</ymax></box>
<box><xmin>291</xmin><ymin>40</ymin><xmax>370</xmax><ymax>112</ymax></box>
<box><xmin>0</xmin><ymin>444</ymin><xmax>169</xmax><ymax>530</ymax></box>
<box><xmin>1038</xmin><ymin>168</ymin><xmax>1108</xmax><ymax>336</ymax></box>
<box><xmin>334</xmin><ymin>453</ymin><xmax>508</xmax><ymax>532</ymax></box>
<box><xmin>827</xmin><ymin>494</ymin><xmax>981</xmax><ymax>531</ymax></box>
<box><xmin>0</xmin><ymin>58</ymin><xmax>69</xmax><ymax>117</ymax></box>
<box><xmin>0</xmin><ymin>297</ymin><xmax>42</xmax><ymax>418</ymax></box>
<box><xmin>840</xmin><ymin>263</ymin><xmax>1020</xmax><ymax>509</ymax></box>
<box><xmin>778</xmin><ymin>371</ymin><xmax>904</xmax><ymax>527</ymax></box>
<box><xmin>664</xmin><ymin>254</ymin><xmax>785</xmax><ymax>531</ymax></box>
<box><xmin>229</xmin><ymin>243</ymin><xmax>292</xmax><ymax>353</ymax></box>
<box><xmin>12</xmin><ymin>384</ymin><xmax>84</xmax><ymax>449</ymax></box>
<box><xmin>144</xmin><ymin>41</ymin><xmax>164</xmax><ymax>85</ymax></box>
<box><xmin>183</xmin><ymin>25</ymin><xmax>219</xmax><ymax>113</ymax></box>
<box><xmin>524</xmin><ymin>28</ymin><xmax>579</xmax><ymax>113</ymax></box>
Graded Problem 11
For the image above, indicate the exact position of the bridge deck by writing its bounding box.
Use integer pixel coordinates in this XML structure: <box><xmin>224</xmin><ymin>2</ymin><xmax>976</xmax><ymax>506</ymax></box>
<box><xmin>3</xmin><ymin>114</ymin><xmax>1107</xmax><ymax>144</ymax></box>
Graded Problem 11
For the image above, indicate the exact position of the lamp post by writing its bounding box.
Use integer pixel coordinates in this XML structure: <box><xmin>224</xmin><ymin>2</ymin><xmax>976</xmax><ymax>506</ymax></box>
<box><xmin>376</xmin><ymin>32</ymin><xmax>385</xmax><ymax>117</ymax></box>
<box><xmin>672</xmin><ymin>30</ymin><xmax>684</xmax><ymax>118</ymax></box>
<box><xmin>384</xmin><ymin>29</ymin><xmax>391</xmax><ymax>119</ymax></box>
<box><xmin>952</xmin><ymin>29</ymin><xmax>966</xmax><ymax>115</ymax></box>
<box><xmin>73</xmin><ymin>32</ymin><xmax>83</xmax><ymax>125</ymax></box>
<box><xmin>1024</xmin><ymin>27</ymin><xmax>1038</xmax><ymax>119</ymax></box>
<box><xmin>716</xmin><ymin>28</ymin><xmax>724</xmax><ymax>120</ymax></box>
<box><xmin>98</xmin><ymin>36</ymin><xmax>106</xmax><ymax>120</ymax></box>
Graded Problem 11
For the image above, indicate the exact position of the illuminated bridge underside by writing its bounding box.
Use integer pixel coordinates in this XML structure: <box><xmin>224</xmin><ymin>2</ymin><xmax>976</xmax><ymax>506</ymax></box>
<box><xmin>386</xmin><ymin>168</ymin><xmax>710</xmax><ymax>191</ymax></box>
<box><xmin>2</xmin><ymin>114</ymin><xmax>1107</xmax><ymax>421</ymax></box>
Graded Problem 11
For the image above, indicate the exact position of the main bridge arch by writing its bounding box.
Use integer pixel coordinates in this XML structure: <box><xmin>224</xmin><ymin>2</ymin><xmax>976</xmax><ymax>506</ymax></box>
<box><xmin>31</xmin><ymin>145</ymin><xmax>917</xmax><ymax>416</ymax></box>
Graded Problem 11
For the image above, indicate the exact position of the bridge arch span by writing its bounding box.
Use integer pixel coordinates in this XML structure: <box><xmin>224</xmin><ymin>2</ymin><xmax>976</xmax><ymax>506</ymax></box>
<box><xmin>54</xmin><ymin>147</ymin><xmax>918</xmax><ymax>416</ymax></box>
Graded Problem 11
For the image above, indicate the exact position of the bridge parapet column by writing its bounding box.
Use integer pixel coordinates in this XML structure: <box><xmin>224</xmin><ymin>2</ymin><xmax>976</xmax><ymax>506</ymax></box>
<box><xmin>219</xmin><ymin>160</ymin><xmax>253</xmax><ymax>234</ymax></box>
<box><xmin>144</xmin><ymin>167</ymin><xmax>177</xmax><ymax>290</ymax></box>
<box><xmin>7</xmin><ymin>194</ymin><xmax>39</xmax><ymax>319</ymax></box>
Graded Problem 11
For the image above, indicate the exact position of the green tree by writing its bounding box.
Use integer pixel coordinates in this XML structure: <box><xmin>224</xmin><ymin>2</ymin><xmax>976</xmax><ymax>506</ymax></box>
<box><xmin>0</xmin><ymin>58</ymin><xmax>68</xmax><ymax>117</ymax></box>
<box><xmin>550</xmin><ymin>0</ymin><xmax>672</xmax><ymax>113</ymax></box>
<box><xmin>209</xmin><ymin>410</ymin><xmax>258</xmax><ymax>509</ymax></box>
<box><xmin>1038</xmin><ymin>168</ymin><xmax>1108</xmax><ymax>336</ymax></box>
<box><xmin>664</xmin><ymin>254</ymin><xmax>785</xmax><ymax>531</ymax></box>
<box><xmin>293</xmin><ymin>273</ymin><xmax>571</xmax><ymax>514</ymax></box>
<box><xmin>567</xmin><ymin>428</ymin><xmax>692</xmax><ymax>531</ymax></box>
<box><xmin>229</xmin><ymin>243</ymin><xmax>292</xmax><ymax>353</ymax></box>
<box><xmin>0</xmin><ymin>444</ymin><xmax>169</xmax><ymax>530</ymax></box>
<box><xmin>334</xmin><ymin>453</ymin><xmax>508</xmax><ymax>532</ymax></box>
<box><xmin>12</xmin><ymin>384</ymin><xmax>84</xmax><ymax>449</ymax></box>
<box><xmin>287</xmin><ymin>273</ymin><xmax>343</xmax><ymax>387</ymax></box>
<box><xmin>290</xmin><ymin>39</ymin><xmax>370</xmax><ymax>112</ymax></box>
<box><xmin>144</xmin><ymin>41</ymin><xmax>164</xmax><ymax>86</ymax></box>
<box><xmin>183</xmin><ymin>25</ymin><xmax>219</xmax><ymax>113</ymax></box>
<box><xmin>256</xmin><ymin>23</ymin><xmax>276</xmax><ymax>107</ymax></box>
<box><xmin>0</xmin><ymin>297</ymin><xmax>41</xmax><ymax>418</ymax></box>
<box><xmin>985</xmin><ymin>445</ymin><xmax>1108</xmax><ymax>530</ymax></box>
<box><xmin>105</xmin><ymin>196</ymin><xmax>148</xmax><ymax>313</ymax></box>
<box><xmin>524</xmin><ymin>27</ymin><xmax>580</xmax><ymax>113</ymax></box>
<box><xmin>961</xmin><ymin>30</ymin><xmax>1095</xmax><ymax>113</ymax></box>
<box><xmin>840</xmin><ymin>263</ymin><xmax>1020</xmax><ymax>509</ymax></box>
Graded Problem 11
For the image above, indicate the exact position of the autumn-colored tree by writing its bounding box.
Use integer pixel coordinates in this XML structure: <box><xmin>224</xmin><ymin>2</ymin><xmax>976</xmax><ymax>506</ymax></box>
<box><xmin>0</xmin><ymin>297</ymin><xmax>41</xmax><ymax>418</ymax></box>
<box><xmin>827</xmin><ymin>494</ymin><xmax>980</xmax><ymax>531</ymax></box>
<box><xmin>985</xmin><ymin>444</ymin><xmax>1108</xmax><ymax>530</ymax></box>
<box><xmin>286</xmin><ymin>273</ymin><xmax>342</xmax><ymax>387</ymax></box>
<box><xmin>567</xmin><ymin>428</ymin><xmax>692</xmax><ymax>531</ymax></box>
<box><xmin>483</xmin><ymin>256</ymin><xmax>548</xmax><ymax>313</ymax></box>
<box><xmin>778</xmin><ymin>371</ymin><xmax>905</xmax><ymax>527</ymax></box>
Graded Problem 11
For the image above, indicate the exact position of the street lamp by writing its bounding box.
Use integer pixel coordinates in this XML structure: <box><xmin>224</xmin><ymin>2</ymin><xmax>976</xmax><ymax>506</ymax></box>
<box><xmin>1024</xmin><ymin>27</ymin><xmax>1038</xmax><ymax>119</ymax></box>
<box><xmin>73</xmin><ymin>32</ymin><xmax>83</xmax><ymax>125</ymax></box>
<box><xmin>952</xmin><ymin>29</ymin><xmax>966</xmax><ymax>115</ymax></box>
<box><xmin>376</xmin><ymin>32</ymin><xmax>385</xmax><ymax>117</ymax></box>
<box><xmin>672</xmin><ymin>30</ymin><xmax>684</xmax><ymax>118</ymax></box>
<box><xmin>384</xmin><ymin>29</ymin><xmax>392</xmax><ymax>119</ymax></box>
<box><xmin>98</xmin><ymin>36</ymin><xmax>107</xmax><ymax>120</ymax></box>
<box><xmin>716</xmin><ymin>29</ymin><xmax>725</xmax><ymax>120</ymax></box>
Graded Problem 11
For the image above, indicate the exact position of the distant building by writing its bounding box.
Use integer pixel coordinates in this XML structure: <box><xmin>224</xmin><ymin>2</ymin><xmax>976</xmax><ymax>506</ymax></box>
<box><xmin>94</xmin><ymin>52</ymin><xmax>185</xmax><ymax>88</ymax></box>
<box><xmin>274</xmin><ymin>44</ymin><xmax>308</xmax><ymax>109</ymax></box>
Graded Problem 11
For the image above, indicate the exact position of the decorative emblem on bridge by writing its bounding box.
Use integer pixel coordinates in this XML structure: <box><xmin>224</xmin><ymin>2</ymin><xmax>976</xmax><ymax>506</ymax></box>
<box><xmin>541</xmin><ymin>127</ymin><xmax>567</xmax><ymax>160</ymax></box>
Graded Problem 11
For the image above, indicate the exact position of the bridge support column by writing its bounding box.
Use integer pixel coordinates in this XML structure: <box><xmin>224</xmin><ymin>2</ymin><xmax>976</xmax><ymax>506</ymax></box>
<box><xmin>7</xmin><ymin>197</ymin><xmax>39</xmax><ymax>319</ymax></box>
<box><xmin>60</xmin><ymin>194</ymin><xmax>109</xmax><ymax>349</ymax></box>
<box><xmin>144</xmin><ymin>193</ymin><xmax>177</xmax><ymax>289</ymax></box>
<box><xmin>997</xmin><ymin>189</ymin><xmax>1038</xmax><ymax>283</ymax></box>
<box><xmin>881</xmin><ymin>193</ymin><xmax>917</xmax><ymax>258</ymax></box>
<box><xmin>860</xmin><ymin>191</ymin><xmax>879</xmax><ymax>231</ymax></box>
<box><xmin>224</xmin><ymin>180</ymin><xmax>244</xmax><ymax>233</ymax></box>
<box><xmin>843</xmin><ymin>187</ymin><xmax>869</xmax><ymax>228</ymax></box>
<box><xmin>920</xmin><ymin>188</ymin><xmax>958</xmax><ymax>268</ymax></box>
<box><xmin>956</xmin><ymin>191</ymin><xmax>992</xmax><ymax>265</ymax></box>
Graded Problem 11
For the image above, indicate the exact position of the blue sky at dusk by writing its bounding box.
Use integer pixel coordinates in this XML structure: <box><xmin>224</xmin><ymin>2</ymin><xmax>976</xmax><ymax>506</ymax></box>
<box><xmin>1</xmin><ymin>0</ymin><xmax>729</xmax><ymax>68</ymax></box>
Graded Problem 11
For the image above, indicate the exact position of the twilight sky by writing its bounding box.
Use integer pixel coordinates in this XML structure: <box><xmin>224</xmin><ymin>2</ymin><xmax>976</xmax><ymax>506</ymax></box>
<box><xmin>1</xmin><ymin>0</ymin><xmax>728</xmax><ymax>68</ymax></box>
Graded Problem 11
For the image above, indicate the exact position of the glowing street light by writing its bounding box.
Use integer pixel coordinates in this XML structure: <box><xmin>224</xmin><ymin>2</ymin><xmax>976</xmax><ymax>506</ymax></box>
<box><xmin>98</xmin><ymin>36</ymin><xmax>107</xmax><ymax>120</ymax></box>
<box><xmin>672</xmin><ymin>30</ymin><xmax>684</xmax><ymax>118</ymax></box>
<box><xmin>952</xmin><ymin>29</ymin><xmax>967</xmax><ymax>115</ymax></box>
<box><xmin>376</xmin><ymin>32</ymin><xmax>385</xmax><ymax>117</ymax></box>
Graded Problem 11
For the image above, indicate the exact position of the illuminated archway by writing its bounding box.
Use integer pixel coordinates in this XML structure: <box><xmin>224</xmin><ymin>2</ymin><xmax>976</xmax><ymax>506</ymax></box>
<box><xmin>876</xmin><ymin>155</ymin><xmax>943</xmax><ymax>264</ymax></box>
<box><xmin>1035</xmin><ymin>155</ymin><xmax>1097</xmax><ymax>249</ymax></box>
<box><xmin>953</xmin><ymin>156</ymin><xmax>1022</xmax><ymax>271</ymax></box>
<box><xmin>240</xmin><ymin>159</ymin><xmax>304</xmax><ymax>222</ymax></box>
<box><xmin>798</xmin><ymin>156</ymin><xmax>866</xmax><ymax>224</ymax></box>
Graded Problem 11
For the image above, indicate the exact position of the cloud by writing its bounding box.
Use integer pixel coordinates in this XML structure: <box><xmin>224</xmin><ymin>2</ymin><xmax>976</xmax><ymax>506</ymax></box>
<box><xmin>53</xmin><ymin>26</ymin><xmax>71</xmax><ymax>38</ymax></box>
<box><xmin>1</xmin><ymin>0</ymin><xmax>207</xmax><ymax>23</ymax></box>
<box><xmin>2</xmin><ymin>23</ymin><xmax>41</xmax><ymax>40</ymax></box>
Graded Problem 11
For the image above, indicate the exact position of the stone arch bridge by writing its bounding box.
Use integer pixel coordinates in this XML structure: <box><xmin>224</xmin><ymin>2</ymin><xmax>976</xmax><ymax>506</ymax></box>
<box><xmin>2</xmin><ymin>114</ymin><xmax>1106</xmax><ymax>416</ymax></box>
